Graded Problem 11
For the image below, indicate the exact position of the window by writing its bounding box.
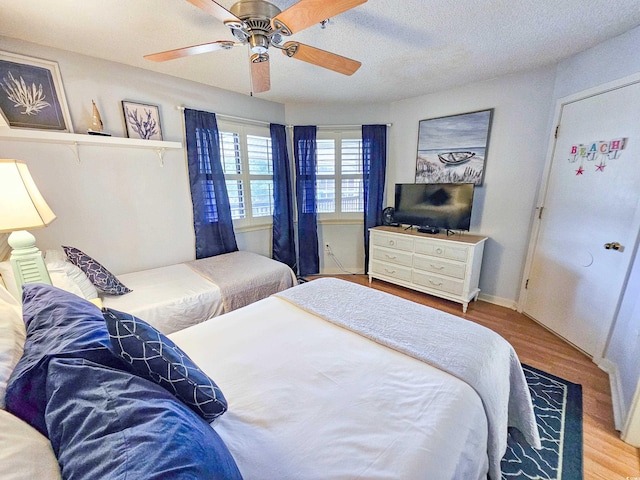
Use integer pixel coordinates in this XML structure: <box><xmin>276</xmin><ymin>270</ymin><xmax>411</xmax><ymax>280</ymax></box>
<box><xmin>316</xmin><ymin>130</ymin><xmax>364</xmax><ymax>220</ymax></box>
<box><xmin>217</xmin><ymin>121</ymin><xmax>273</xmax><ymax>228</ymax></box>
<box><xmin>216</xmin><ymin>122</ymin><xmax>363</xmax><ymax>226</ymax></box>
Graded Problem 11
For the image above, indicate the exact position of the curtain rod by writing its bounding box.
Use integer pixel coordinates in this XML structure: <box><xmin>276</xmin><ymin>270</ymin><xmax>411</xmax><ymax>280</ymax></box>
<box><xmin>176</xmin><ymin>106</ymin><xmax>271</xmax><ymax>127</ymax></box>
<box><xmin>285</xmin><ymin>124</ymin><xmax>392</xmax><ymax>129</ymax></box>
<box><xmin>176</xmin><ymin>105</ymin><xmax>391</xmax><ymax>129</ymax></box>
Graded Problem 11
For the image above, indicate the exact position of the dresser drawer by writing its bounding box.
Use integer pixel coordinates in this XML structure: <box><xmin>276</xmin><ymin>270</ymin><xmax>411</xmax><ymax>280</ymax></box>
<box><xmin>414</xmin><ymin>238</ymin><xmax>468</xmax><ymax>262</ymax></box>
<box><xmin>372</xmin><ymin>232</ymin><xmax>414</xmax><ymax>252</ymax></box>
<box><xmin>412</xmin><ymin>271</ymin><xmax>464</xmax><ymax>296</ymax></box>
<box><xmin>372</xmin><ymin>247</ymin><xmax>413</xmax><ymax>267</ymax></box>
<box><xmin>413</xmin><ymin>255</ymin><xmax>466</xmax><ymax>279</ymax></box>
<box><xmin>370</xmin><ymin>260</ymin><xmax>413</xmax><ymax>282</ymax></box>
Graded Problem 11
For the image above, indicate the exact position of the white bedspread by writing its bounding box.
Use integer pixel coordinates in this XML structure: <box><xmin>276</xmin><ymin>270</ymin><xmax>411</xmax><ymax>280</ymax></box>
<box><xmin>170</xmin><ymin>291</ymin><xmax>492</xmax><ymax>479</ymax></box>
<box><xmin>275</xmin><ymin>278</ymin><xmax>541</xmax><ymax>480</ymax></box>
<box><xmin>101</xmin><ymin>264</ymin><xmax>223</xmax><ymax>334</ymax></box>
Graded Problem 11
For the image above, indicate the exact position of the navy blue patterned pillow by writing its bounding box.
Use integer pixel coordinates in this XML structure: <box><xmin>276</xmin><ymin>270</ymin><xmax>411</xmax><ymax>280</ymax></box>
<box><xmin>103</xmin><ymin>308</ymin><xmax>228</xmax><ymax>422</ymax></box>
<box><xmin>63</xmin><ymin>246</ymin><xmax>131</xmax><ymax>295</ymax></box>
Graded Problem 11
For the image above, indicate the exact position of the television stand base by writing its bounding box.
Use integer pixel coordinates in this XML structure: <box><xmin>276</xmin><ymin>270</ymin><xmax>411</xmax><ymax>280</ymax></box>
<box><xmin>417</xmin><ymin>226</ymin><xmax>439</xmax><ymax>234</ymax></box>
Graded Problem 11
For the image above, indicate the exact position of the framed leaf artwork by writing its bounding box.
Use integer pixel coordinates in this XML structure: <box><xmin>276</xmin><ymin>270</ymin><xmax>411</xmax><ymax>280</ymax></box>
<box><xmin>0</xmin><ymin>51</ymin><xmax>73</xmax><ymax>132</ymax></box>
<box><xmin>121</xmin><ymin>101</ymin><xmax>163</xmax><ymax>140</ymax></box>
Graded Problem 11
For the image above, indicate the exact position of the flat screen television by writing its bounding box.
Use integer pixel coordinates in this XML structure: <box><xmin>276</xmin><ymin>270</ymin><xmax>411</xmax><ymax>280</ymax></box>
<box><xmin>393</xmin><ymin>183</ymin><xmax>475</xmax><ymax>232</ymax></box>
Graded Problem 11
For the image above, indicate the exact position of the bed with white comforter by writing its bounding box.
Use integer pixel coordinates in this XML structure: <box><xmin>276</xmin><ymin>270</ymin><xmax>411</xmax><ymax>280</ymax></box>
<box><xmin>170</xmin><ymin>278</ymin><xmax>540</xmax><ymax>479</ymax></box>
<box><xmin>0</xmin><ymin>277</ymin><xmax>540</xmax><ymax>480</ymax></box>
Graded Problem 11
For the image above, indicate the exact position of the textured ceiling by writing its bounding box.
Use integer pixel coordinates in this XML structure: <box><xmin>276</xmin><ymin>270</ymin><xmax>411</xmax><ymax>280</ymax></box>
<box><xmin>1</xmin><ymin>0</ymin><xmax>639</xmax><ymax>105</ymax></box>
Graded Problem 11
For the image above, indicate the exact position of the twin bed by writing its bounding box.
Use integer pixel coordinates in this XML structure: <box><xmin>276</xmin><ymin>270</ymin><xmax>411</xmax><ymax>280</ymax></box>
<box><xmin>0</xmin><ymin>272</ymin><xmax>541</xmax><ymax>479</ymax></box>
<box><xmin>100</xmin><ymin>250</ymin><xmax>298</xmax><ymax>334</ymax></box>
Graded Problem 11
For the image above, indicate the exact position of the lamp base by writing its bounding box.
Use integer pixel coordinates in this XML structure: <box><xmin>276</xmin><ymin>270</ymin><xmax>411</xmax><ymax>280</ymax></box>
<box><xmin>9</xmin><ymin>230</ymin><xmax>52</xmax><ymax>292</ymax></box>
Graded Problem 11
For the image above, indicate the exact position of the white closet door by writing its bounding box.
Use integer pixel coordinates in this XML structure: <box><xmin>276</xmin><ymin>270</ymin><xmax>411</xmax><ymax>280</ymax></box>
<box><xmin>523</xmin><ymin>80</ymin><xmax>640</xmax><ymax>357</ymax></box>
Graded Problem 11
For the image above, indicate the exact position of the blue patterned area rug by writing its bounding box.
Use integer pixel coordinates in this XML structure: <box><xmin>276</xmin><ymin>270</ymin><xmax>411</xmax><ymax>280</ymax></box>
<box><xmin>501</xmin><ymin>364</ymin><xmax>583</xmax><ymax>480</ymax></box>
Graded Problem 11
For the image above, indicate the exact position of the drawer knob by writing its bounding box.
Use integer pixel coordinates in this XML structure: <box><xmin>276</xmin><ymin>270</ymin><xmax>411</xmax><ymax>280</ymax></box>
<box><xmin>435</xmin><ymin>247</ymin><xmax>444</xmax><ymax>254</ymax></box>
<box><xmin>429</xmin><ymin>280</ymin><xmax>443</xmax><ymax>286</ymax></box>
<box><xmin>385</xmin><ymin>268</ymin><xmax>396</xmax><ymax>274</ymax></box>
<box><xmin>386</xmin><ymin>254</ymin><xmax>397</xmax><ymax>259</ymax></box>
<box><xmin>430</xmin><ymin>264</ymin><xmax>444</xmax><ymax>270</ymax></box>
<box><xmin>388</xmin><ymin>240</ymin><xmax>395</xmax><ymax>246</ymax></box>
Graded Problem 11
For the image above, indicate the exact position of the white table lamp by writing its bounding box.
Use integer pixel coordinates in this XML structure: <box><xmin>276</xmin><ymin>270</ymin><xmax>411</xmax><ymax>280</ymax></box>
<box><xmin>0</xmin><ymin>159</ymin><xmax>56</xmax><ymax>291</ymax></box>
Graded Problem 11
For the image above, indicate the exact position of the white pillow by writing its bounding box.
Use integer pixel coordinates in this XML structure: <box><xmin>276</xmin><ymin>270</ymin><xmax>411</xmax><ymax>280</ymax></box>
<box><xmin>0</xmin><ymin>256</ymin><xmax>97</xmax><ymax>301</ymax></box>
<box><xmin>0</xmin><ymin>261</ymin><xmax>20</xmax><ymax>301</ymax></box>
<box><xmin>0</xmin><ymin>410</ymin><xmax>62</xmax><ymax>479</ymax></box>
<box><xmin>44</xmin><ymin>250</ymin><xmax>98</xmax><ymax>300</ymax></box>
<box><xmin>0</xmin><ymin>284</ymin><xmax>25</xmax><ymax>409</ymax></box>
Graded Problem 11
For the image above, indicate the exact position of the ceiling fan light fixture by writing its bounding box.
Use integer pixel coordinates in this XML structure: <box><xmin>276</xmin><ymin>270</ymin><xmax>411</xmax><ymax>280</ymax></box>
<box><xmin>249</xmin><ymin>34</ymin><xmax>270</xmax><ymax>54</ymax></box>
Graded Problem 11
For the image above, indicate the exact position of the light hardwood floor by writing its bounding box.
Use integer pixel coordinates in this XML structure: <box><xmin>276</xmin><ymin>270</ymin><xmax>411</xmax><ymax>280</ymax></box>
<box><xmin>310</xmin><ymin>275</ymin><xmax>640</xmax><ymax>480</ymax></box>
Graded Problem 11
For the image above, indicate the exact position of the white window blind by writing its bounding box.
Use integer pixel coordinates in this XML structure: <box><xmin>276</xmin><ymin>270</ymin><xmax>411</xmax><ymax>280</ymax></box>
<box><xmin>218</xmin><ymin>122</ymin><xmax>274</xmax><ymax>227</ymax></box>
<box><xmin>315</xmin><ymin>132</ymin><xmax>363</xmax><ymax>218</ymax></box>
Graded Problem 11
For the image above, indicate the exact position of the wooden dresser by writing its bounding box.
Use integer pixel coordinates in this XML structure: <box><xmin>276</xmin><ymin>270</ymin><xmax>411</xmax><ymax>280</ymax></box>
<box><xmin>368</xmin><ymin>226</ymin><xmax>488</xmax><ymax>312</ymax></box>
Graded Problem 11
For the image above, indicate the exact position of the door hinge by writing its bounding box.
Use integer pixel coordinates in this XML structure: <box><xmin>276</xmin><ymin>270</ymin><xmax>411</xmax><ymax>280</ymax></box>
<box><xmin>538</xmin><ymin>206</ymin><xmax>544</xmax><ymax>220</ymax></box>
<box><xmin>555</xmin><ymin>124</ymin><xmax>560</xmax><ymax>138</ymax></box>
<box><xmin>525</xmin><ymin>279</ymin><xmax>529</xmax><ymax>289</ymax></box>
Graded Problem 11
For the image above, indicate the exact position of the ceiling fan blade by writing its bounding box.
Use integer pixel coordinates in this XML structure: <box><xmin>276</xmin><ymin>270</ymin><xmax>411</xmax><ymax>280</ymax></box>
<box><xmin>250</xmin><ymin>54</ymin><xmax>271</xmax><ymax>93</ymax></box>
<box><xmin>272</xmin><ymin>0</ymin><xmax>367</xmax><ymax>35</ymax></box>
<box><xmin>144</xmin><ymin>41</ymin><xmax>235</xmax><ymax>62</ymax></box>
<box><xmin>184</xmin><ymin>0</ymin><xmax>244</xmax><ymax>27</ymax></box>
<box><xmin>282</xmin><ymin>42</ymin><xmax>361</xmax><ymax>76</ymax></box>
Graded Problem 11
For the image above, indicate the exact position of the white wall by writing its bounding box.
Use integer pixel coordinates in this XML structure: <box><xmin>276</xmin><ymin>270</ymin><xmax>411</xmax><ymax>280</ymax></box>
<box><xmin>553</xmin><ymin>26</ymin><xmax>640</xmax><ymax>100</ymax></box>
<box><xmin>388</xmin><ymin>67</ymin><xmax>557</xmax><ymax>306</ymax></box>
<box><xmin>0</xmin><ymin>37</ymin><xmax>284</xmax><ymax>274</ymax></box>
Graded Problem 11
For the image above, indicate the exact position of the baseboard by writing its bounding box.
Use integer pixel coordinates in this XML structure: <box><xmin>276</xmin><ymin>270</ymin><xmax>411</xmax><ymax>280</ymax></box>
<box><xmin>622</xmin><ymin>385</ymin><xmax>640</xmax><ymax>447</ymax></box>
<box><xmin>598</xmin><ymin>358</ymin><xmax>626</xmax><ymax>431</ymax></box>
<box><xmin>477</xmin><ymin>292</ymin><xmax>518</xmax><ymax>310</ymax></box>
<box><xmin>320</xmin><ymin>267</ymin><xmax>364</xmax><ymax>275</ymax></box>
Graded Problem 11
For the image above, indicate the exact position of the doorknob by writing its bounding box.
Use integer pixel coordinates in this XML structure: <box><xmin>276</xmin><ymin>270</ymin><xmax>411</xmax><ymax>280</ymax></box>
<box><xmin>604</xmin><ymin>242</ymin><xmax>625</xmax><ymax>252</ymax></box>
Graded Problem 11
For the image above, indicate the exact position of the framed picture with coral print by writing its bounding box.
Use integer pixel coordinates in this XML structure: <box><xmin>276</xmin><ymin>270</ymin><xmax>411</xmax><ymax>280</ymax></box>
<box><xmin>121</xmin><ymin>101</ymin><xmax>163</xmax><ymax>140</ymax></box>
<box><xmin>415</xmin><ymin>108</ymin><xmax>493</xmax><ymax>185</ymax></box>
<box><xmin>0</xmin><ymin>51</ymin><xmax>73</xmax><ymax>132</ymax></box>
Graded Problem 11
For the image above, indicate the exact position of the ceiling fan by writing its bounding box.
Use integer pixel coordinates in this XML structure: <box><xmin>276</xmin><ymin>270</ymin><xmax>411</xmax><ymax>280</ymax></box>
<box><xmin>145</xmin><ymin>0</ymin><xmax>367</xmax><ymax>94</ymax></box>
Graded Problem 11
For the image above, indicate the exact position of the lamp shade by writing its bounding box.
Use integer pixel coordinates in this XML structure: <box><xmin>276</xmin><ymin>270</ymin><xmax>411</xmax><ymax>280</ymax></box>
<box><xmin>0</xmin><ymin>159</ymin><xmax>56</xmax><ymax>233</ymax></box>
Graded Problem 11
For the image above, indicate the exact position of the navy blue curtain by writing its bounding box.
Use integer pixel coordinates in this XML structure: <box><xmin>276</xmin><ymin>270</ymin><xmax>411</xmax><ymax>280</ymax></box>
<box><xmin>184</xmin><ymin>108</ymin><xmax>238</xmax><ymax>258</ymax></box>
<box><xmin>293</xmin><ymin>126</ymin><xmax>319</xmax><ymax>276</ymax></box>
<box><xmin>270</xmin><ymin>123</ymin><xmax>296</xmax><ymax>270</ymax></box>
<box><xmin>362</xmin><ymin>124</ymin><xmax>388</xmax><ymax>271</ymax></box>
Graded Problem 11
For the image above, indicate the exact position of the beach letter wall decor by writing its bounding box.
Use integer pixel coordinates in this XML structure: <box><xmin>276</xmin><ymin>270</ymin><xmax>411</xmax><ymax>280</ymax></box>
<box><xmin>568</xmin><ymin>137</ymin><xmax>628</xmax><ymax>175</ymax></box>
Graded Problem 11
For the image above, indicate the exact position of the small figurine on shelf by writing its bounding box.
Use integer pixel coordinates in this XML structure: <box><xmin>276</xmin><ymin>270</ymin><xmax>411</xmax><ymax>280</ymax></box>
<box><xmin>87</xmin><ymin>100</ymin><xmax>111</xmax><ymax>136</ymax></box>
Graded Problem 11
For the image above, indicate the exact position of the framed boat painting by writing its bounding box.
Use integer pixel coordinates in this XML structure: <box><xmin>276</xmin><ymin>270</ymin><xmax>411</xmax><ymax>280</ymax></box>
<box><xmin>0</xmin><ymin>51</ymin><xmax>73</xmax><ymax>132</ymax></box>
<box><xmin>415</xmin><ymin>109</ymin><xmax>493</xmax><ymax>185</ymax></box>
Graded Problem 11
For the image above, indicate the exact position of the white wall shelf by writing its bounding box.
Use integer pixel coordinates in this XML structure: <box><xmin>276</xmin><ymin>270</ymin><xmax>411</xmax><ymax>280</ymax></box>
<box><xmin>0</xmin><ymin>127</ymin><xmax>182</xmax><ymax>165</ymax></box>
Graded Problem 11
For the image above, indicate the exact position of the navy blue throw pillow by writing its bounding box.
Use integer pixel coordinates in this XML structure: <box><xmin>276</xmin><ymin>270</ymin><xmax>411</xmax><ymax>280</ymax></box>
<box><xmin>63</xmin><ymin>245</ymin><xmax>132</xmax><ymax>295</ymax></box>
<box><xmin>46</xmin><ymin>357</ymin><xmax>242</xmax><ymax>480</ymax></box>
<box><xmin>103</xmin><ymin>308</ymin><xmax>228</xmax><ymax>422</ymax></box>
<box><xmin>5</xmin><ymin>284</ymin><xmax>122</xmax><ymax>436</ymax></box>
